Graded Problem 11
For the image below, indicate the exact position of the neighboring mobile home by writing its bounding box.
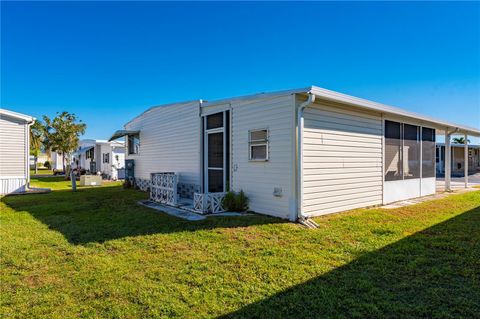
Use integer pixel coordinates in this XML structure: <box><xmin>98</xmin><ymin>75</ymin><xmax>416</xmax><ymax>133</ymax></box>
<box><xmin>72</xmin><ymin>139</ymin><xmax>125</xmax><ymax>179</ymax></box>
<box><xmin>0</xmin><ymin>109</ymin><xmax>35</xmax><ymax>194</ymax></box>
<box><xmin>436</xmin><ymin>143</ymin><xmax>480</xmax><ymax>176</ymax></box>
<box><xmin>110</xmin><ymin>86</ymin><xmax>480</xmax><ymax>221</ymax></box>
<box><xmin>29</xmin><ymin>151</ymin><xmax>63</xmax><ymax>171</ymax></box>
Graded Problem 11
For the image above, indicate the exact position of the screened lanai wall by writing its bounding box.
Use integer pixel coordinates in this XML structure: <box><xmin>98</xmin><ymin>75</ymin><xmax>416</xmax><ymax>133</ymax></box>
<box><xmin>384</xmin><ymin>119</ymin><xmax>436</xmax><ymax>203</ymax></box>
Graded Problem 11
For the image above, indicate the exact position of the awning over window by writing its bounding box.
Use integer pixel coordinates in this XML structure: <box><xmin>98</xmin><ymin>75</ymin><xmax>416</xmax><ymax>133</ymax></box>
<box><xmin>73</xmin><ymin>146</ymin><xmax>94</xmax><ymax>156</ymax></box>
<box><xmin>108</xmin><ymin>130</ymin><xmax>139</xmax><ymax>141</ymax></box>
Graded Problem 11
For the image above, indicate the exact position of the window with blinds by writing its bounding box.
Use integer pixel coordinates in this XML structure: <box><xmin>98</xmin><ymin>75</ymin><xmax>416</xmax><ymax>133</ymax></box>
<box><xmin>249</xmin><ymin>129</ymin><xmax>268</xmax><ymax>161</ymax></box>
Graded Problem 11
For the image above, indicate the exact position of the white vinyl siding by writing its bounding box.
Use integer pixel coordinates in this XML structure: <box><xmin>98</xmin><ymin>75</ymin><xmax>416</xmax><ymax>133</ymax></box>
<box><xmin>302</xmin><ymin>100</ymin><xmax>383</xmax><ymax>216</ymax></box>
<box><xmin>227</xmin><ymin>95</ymin><xmax>295</xmax><ymax>220</ymax></box>
<box><xmin>125</xmin><ymin>101</ymin><xmax>201</xmax><ymax>186</ymax></box>
<box><xmin>0</xmin><ymin>114</ymin><xmax>28</xmax><ymax>194</ymax></box>
<box><xmin>0</xmin><ymin>115</ymin><xmax>27</xmax><ymax>177</ymax></box>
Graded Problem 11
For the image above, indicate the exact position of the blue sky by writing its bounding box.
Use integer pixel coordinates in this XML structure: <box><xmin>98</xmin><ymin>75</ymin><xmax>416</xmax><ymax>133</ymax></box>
<box><xmin>2</xmin><ymin>1</ymin><xmax>479</xmax><ymax>141</ymax></box>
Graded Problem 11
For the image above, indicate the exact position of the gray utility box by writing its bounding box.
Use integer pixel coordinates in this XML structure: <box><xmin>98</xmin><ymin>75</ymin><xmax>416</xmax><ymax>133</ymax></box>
<box><xmin>80</xmin><ymin>175</ymin><xmax>102</xmax><ymax>186</ymax></box>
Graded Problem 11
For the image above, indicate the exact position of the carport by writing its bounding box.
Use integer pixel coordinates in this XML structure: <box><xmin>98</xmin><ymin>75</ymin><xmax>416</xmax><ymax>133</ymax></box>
<box><xmin>440</xmin><ymin>128</ymin><xmax>480</xmax><ymax>191</ymax></box>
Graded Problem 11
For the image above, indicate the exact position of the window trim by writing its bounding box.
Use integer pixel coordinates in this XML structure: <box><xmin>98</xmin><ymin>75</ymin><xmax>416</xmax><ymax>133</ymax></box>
<box><xmin>384</xmin><ymin>118</ymin><xmax>436</xmax><ymax>181</ymax></box>
<box><xmin>128</xmin><ymin>134</ymin><xmax>140</xmax><ymax>155</ymax></box>
<box><xmin>248</xmin><ymin>128</ymin><xmax>269</xmax><ymax>161</ymax></box>
<box><xmin>103</xmin><ymin>153</ymin><xmax>110</xmax><ymax>164</ymax></box>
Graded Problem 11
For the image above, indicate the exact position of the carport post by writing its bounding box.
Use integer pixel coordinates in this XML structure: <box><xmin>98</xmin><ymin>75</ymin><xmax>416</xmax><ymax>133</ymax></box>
<box><xmin>445</xmin><ymin>131</ymin><xmax>451</xmax><ymax>192</ymax></box>
<box><xmin>464</xmin><ymin>134</ymin><xmax>468</xmax><ymax>188</ymax></box>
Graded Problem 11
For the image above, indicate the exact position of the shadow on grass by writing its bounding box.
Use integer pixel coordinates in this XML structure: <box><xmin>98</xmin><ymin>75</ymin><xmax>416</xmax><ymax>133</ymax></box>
<box><xmin>220</xmin><ymin>206</ymin><xmax>480</xmax><ymax>318</ymax></box>
<box><xmin>2</xmin><ymin>185</ymin><xmax>284</xmax><ymax>245</ymax></box>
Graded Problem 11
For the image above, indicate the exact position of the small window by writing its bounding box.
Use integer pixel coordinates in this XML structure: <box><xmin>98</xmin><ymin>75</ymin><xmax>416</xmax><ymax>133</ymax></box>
<box><xmin>249</xmin><ymin>129</ymin><xmax>268</xmax><ymax>161</ymax></box>
<box><xmin>128</xmin><ymin>134</ymin><xmax>140</xmax><ymax>155</ymax></box>
<box><xmin>206</xmin><ymin>113</ymin><xmax>223</xmax><ymax>130</ymax></box>
<box><xmin>86</xmin><ymin>148</ymin><xmax>94</xmax><ymax>160</ymax></box>
<box><xmin>103</xmin><ymin>153</ymin><xmax>110</xmax><ymax>163</ymax></box>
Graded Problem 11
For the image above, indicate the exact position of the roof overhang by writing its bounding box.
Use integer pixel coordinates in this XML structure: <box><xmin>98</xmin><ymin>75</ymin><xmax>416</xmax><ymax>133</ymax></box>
<box><xmin>0</xmin><ymin>108</ymin><xmax>35</xmax><ymax>123</ymax></box>
<box><xmin>108</xmin><ymin>130</ymin><xmax>139</xmax><ymax>141</ymax></box>
<box><xmin>306</xmin><ymin>86</ymin><xmax>480</xmax><ymax>137</ymax></box>
<box><xmin>73</xmin><ymin>146</ymin><xmax>94</xmax><ymax>155</ymax></box>
<box><xmin>122</xmin><ymin>85</ymin><xmax>479</xmax><ymax>137</ymax></box>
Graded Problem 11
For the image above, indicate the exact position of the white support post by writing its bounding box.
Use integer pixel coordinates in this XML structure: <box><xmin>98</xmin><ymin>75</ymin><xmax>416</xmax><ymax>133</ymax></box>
<box><xmin>464</xmin><ymin>134</ymin><xmax>468</xmax><ymax>188</ymax></box>
<box><xmin>445</xmin><ymin>131</ymin><xmax>451</xmax><ymax>192</ymax></box>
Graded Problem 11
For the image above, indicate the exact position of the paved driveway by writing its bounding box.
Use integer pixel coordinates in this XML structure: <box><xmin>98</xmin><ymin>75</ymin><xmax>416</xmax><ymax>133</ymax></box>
<box><xmin>437</xmin><ymin>172</ymin><xmax>480</xmax><ymax>190</ymax></box>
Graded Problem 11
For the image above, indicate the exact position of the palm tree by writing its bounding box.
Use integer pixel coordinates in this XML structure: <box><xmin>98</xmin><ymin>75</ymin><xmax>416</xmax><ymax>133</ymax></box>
<box><xmin>29</xmin><ymin>121</ymin><xmax>44</xmax><ymax>174</ymax></box>
<box><xmin>452</xmin><ymin>136</ymin><xmax>470</xmax><ymax>144</ymax></box>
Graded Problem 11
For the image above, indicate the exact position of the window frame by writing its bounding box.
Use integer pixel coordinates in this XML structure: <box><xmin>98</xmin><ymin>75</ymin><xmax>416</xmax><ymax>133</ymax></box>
<box><xmin>103</xmin><ymin>153</ymin><xmax>110</xmax><ymax>164</ymax></box>
<box><xmin>248</xmin><ymin>128</ymin><xmax>269</xmax><ymax>161</ymax></box>
<box><xmin>128</xmin><ymin>134</ymin><xmax>140</xmax><ymax>155</ymax></box>
<box><xmin>421</xmin><ymin>127</ymin><xmax>436</xmax><ymax>178</ymax></box>
<box><xmin>86</xmin><ymin>148</ymin><xmax>94</xmax><ymax>160</ymax></box>
<box><xmin>384</xmin><ymin>119</ymin><xmax>436</xmax><ymax>181</ymax></box>
<box><xmin>384</xmin><ymin>120</ymin><xmax>403</xmax><ymax>181</ymax></box>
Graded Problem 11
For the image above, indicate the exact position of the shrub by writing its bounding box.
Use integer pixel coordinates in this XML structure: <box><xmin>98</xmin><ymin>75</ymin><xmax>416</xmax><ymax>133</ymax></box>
<box><xmin>123</xmin><ymin>179</ymin><xmax>132</xmax><ymax>189</ymax></box>
<box><xmin>235</xmin><ymin>190</ymin><xmax>249</xmax><ymax>212</ymax></box>
<box><xmin>222</xmin><ymin>190</ymin><xmax>249</xmax><ymax>212</ymax></box>
<box><xmin>44</xmin><ymin>161</ymin><xmax>51</xmax><ymax>169</ymax></box>
<box><xmin>223</xmin><ymin>191</ymin><xmax>236</xmax><ymax>211</ymax></box>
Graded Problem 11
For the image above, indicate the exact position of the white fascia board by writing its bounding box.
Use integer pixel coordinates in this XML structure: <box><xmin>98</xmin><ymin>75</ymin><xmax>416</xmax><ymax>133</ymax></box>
<box><xmin>0</xmin><ymin>108</ymin><xmax>35</xmax><ymax>123</ymax></box>
<box><xmin>201</xmin><ymin>87</ymin><xmax>312</xmax><ymax>107</ymax></box>
<box><xmin>309</xmin><ymin>86</ymin><xmax>480</xmax><ymax>136</ymax></box>
<box><xmin>120</xmin><ymin>85</ymin><xmax>479</xmax><ymax>136</ymax></box>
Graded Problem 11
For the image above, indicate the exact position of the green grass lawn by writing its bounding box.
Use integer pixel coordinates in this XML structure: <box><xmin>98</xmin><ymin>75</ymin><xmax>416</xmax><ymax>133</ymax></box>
<box><xmin>30</xmin><ymin>168</ymin><xmax>54</xmax><ymax>176</ymax></box>
<box><xmin>1</xmin><ymin>178</ymin><xmax>479</xmax><ymax>318</ymax></box>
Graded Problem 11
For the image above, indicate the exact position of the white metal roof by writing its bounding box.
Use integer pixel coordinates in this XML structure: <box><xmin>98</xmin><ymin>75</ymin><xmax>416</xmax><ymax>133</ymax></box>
<box><xmin>122</xmin><ymin>85</ymin><xmax>480</xmax><ymax>136</ymax></box>
<box><xmin>307</xmin><ymin>86</ymin><xmax>480</xmax><ymax>136</ymax></box>
<box><xmin>0</xmin><ymin>108</ymin><xmax>35</xmax><ymax>123</ymax></box>
<box><xmin>108</xmin><ymin>130</ymin><xmax>140</xmax><ymax>141</ymax></box>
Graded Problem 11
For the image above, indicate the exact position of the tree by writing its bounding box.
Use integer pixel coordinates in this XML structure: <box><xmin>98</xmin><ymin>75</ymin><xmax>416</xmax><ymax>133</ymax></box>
<box><xmin>452</xmin><ymin>136</ymin><xmax>470</xmax><ymax>144</ymax></box>
<box><xmin>29</xmin><ymin>121</ymin><xmax>45</xmax><ymax>175</ymax></box>
<box><xmin>43</xmin><ymin>112</ymin><xmax>86</xmax><ymax>178</ymax></box>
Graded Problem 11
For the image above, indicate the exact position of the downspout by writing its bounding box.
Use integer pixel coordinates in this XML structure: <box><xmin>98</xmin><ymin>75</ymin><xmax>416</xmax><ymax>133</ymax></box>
<box><xmin>199</xmin><ymin>99</ymin><xmax>204</xmax><ymax>193</ymax></box>
<box><xmin>296</xmin><ymin>92</ymin><xmax>318</xmax><ymax>228</ymax></box>
<box><xmin>26</xmin><ymin>119</ymin><xmax>33</xmax><ymax>187</ymax></box>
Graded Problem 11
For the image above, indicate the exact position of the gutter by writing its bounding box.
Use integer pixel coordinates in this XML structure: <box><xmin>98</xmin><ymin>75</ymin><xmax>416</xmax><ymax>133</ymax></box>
<box><xmin>296</xmin><ymin>92</ymin><xmax>319</xmax><ymax>228</ymax></box>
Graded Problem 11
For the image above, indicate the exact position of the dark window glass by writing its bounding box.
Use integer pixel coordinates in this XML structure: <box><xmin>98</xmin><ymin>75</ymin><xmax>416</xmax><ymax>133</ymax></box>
<box><xmin>249</xmin><ymin>129</ymin><xmax>268</xmax><ymax>160</ymax></box>
<box><xmin>208</xmin><ymin>132</ymin><xmax>223</xmax><ymax>168</ymax></box>
<box><xmin>251</xmin><ymin>145</ymin><xmax>267</xmax><ymax>160</ymax></box>
<box><xmin>128</xmin><ymin>134</ymin><xmax>140</xmax><ymax>155</ymax></box>
<box><xmin>385</xmin><ymin>120</ymin><xmax>401</xmax><ymax>139</ymax></box>
<box><xmin>385</xmin><ymin>120</ymin><xmax>402</xmax><ymax>181</ymax></box>
<box><xmin>403</xmin><ymin>124</ymin><xmax>420</xmax><ymax>179</ymax></box>
<box><xmin>206</xmin><ymin>113</ymin><xmax>223</xmax><ymax>130</ymax></box>
<box><xmin>422</xmin><ymin>127</ymin><xmax>436</xmax><ymax>177</ymax></box>
<box><xmin>208</xmin><ymin>170</ymin><xmax>223</xmax><ymax>192</ymax></box>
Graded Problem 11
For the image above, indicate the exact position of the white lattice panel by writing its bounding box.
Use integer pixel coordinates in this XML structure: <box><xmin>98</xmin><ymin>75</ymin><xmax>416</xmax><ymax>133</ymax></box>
<box><xmin>193</xmin><ymin>192</ymin><xmax>226</xmax><ymax>214</ymax></box>
<box><xmin>150</xmin><ymin>172</ymin><xmax>178</xmax><ymax>206</ymax></box>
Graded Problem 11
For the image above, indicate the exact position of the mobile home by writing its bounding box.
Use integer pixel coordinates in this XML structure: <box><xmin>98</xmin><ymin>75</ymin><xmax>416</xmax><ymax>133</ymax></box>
<box><xmin>72</xmin><ymin>139</ymin><xmax>125</xmax><ymax>179</ymax></box>
<box><xmin>110</xmin><ymin>86</ymin><xmax>480</xmax><ymax>221</ymax></box>
<box><xmin>0</xmin><ymin>109</ymin><xmax>35</xmax><ymax>194</ymax></box>
<box><xmin>436</xmin><ymin>143</ymin><xmax>480</xmax><ymax>176</ymax></box>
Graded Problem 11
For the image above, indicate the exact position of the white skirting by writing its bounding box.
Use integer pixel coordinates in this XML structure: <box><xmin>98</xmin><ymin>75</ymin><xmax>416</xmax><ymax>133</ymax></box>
<box><xmin>384</xmin><ymin>177</ymin><xmax>436</xmax><ymax>204</ymax></box>
<box><xmin>0</xmin><ymin>177</ymin><xmax>27</xmax><ymax>194</ymax></box>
